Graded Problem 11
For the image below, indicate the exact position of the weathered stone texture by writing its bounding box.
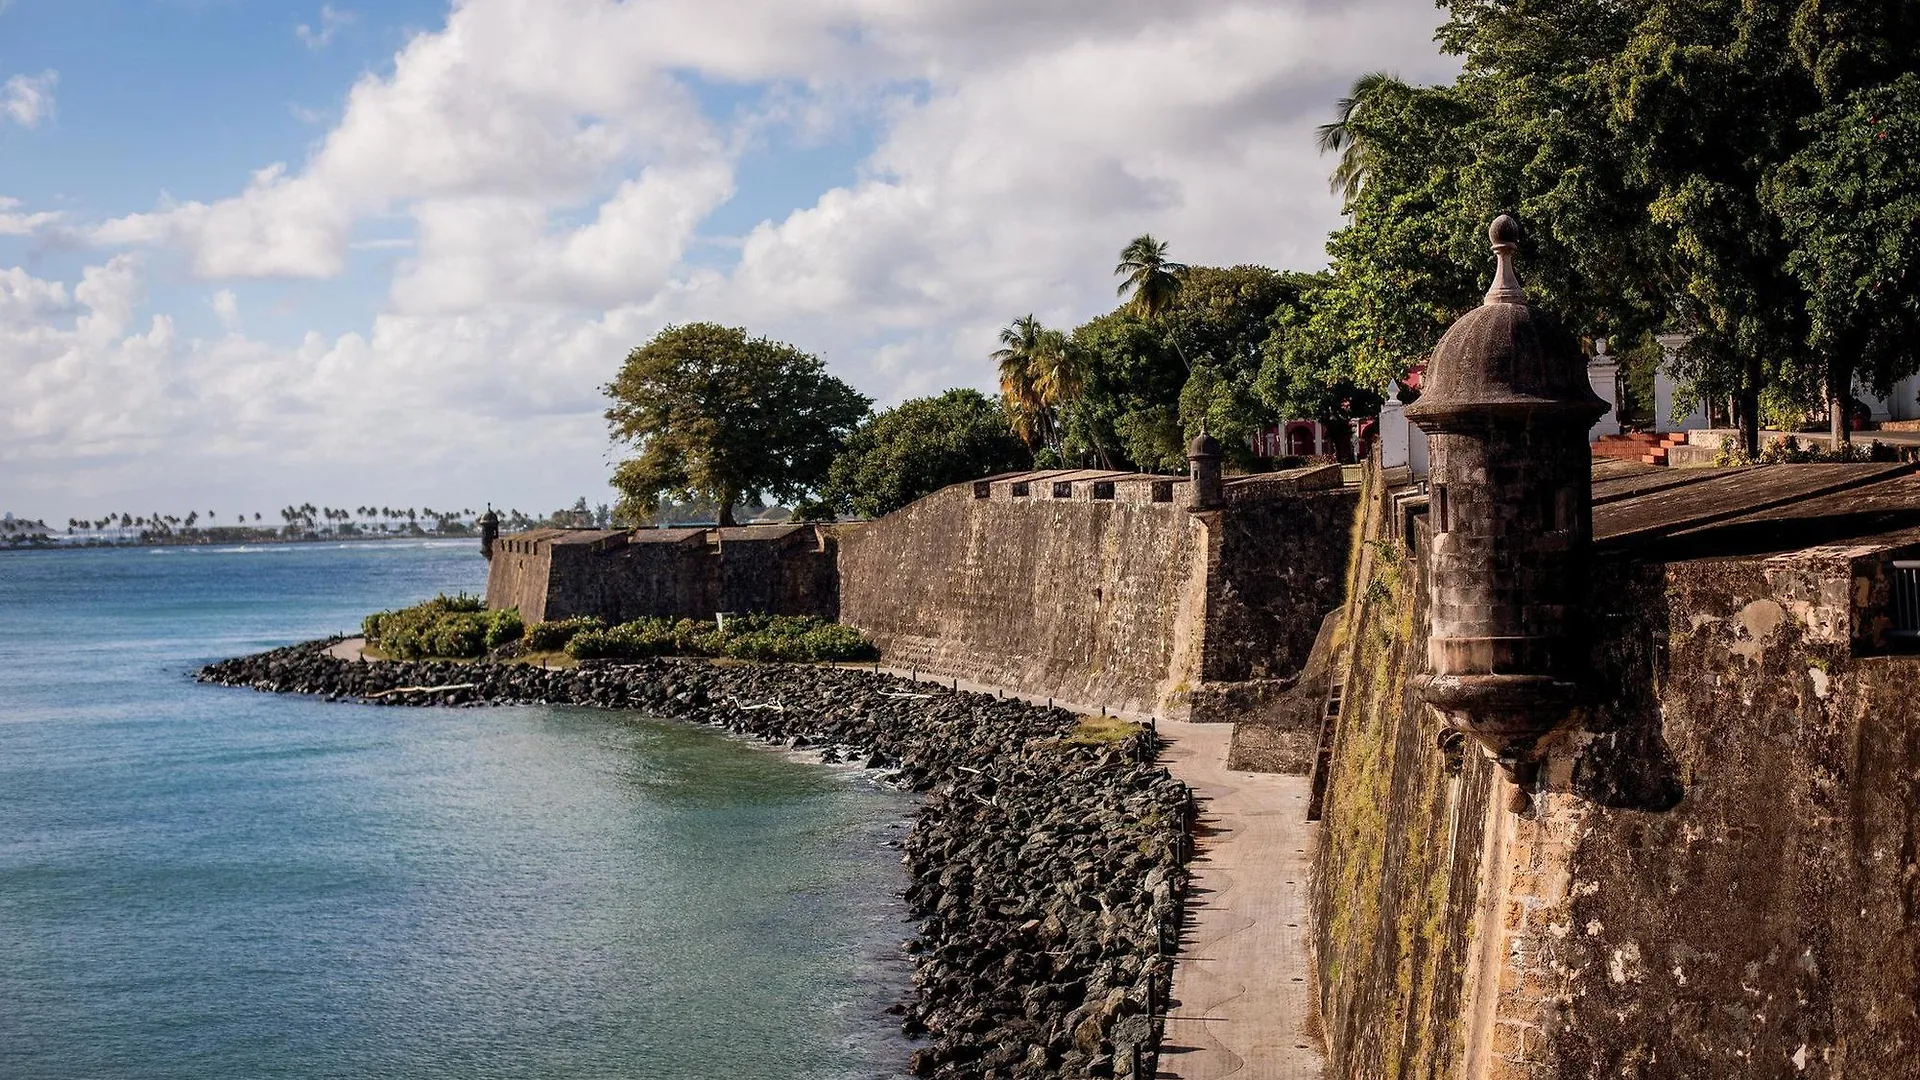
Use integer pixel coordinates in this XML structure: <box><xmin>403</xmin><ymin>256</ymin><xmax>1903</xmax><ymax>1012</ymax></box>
<box><xmin>1532</xmin><ymin>547</ymin><xmax>1920</xmax><ymax>1080</ymax></box>
<box><xmin>1204</xmin><ymin>494</ymin><xmax>1361</xmax><ymax>683</ymax></box>
<box><xmin>1314</xmin><ymin>462</ymin><xmax>1920</xmax><ymax>1080</ymax></box>
<box><xmin>836</xmin><ymin>483</ymin><xmax>1203</xmax><ymax>714</ymax></box>
<box><xmin>835</xmin><ymin>475</ymin><xmax>1357</xmax><ymax>715</ymax></box>
<box><xmin>1310</xmin><ymin>469</ymin><xmax>1494</xmax><ymax>1080</ymax></box>
<box><xmin>484</xmin><ymin>524</ymin><xmax>839</xmax><ymax>624</ymax></box>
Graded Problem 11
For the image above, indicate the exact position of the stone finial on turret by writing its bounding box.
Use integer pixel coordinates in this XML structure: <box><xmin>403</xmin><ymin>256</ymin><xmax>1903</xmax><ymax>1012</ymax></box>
<box><xmin>1187</xmin><ymin>423</ymin><xmax>1223</xmax><ymax>511</ymax></box>
<box><xmin>1403</xmin><ymin>215</ymin><xmax>1608</xmax><ymax>813</ymax></box>
<box><xmin>1484</xmin><ymin>213</ymin><xmax>1527</xmax><ymax>305</ymax></box>
<box><xmin>479</xmin><ymin>505</ymin><xmax>500</xmax><ymax>561</ymax></box>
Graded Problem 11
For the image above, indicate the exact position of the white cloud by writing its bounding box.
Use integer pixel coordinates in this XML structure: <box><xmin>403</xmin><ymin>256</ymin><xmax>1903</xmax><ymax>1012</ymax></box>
<box><xmin>0</xmin><ymin>255</ymin><xmax>622</xmax><ymax>516</ymax></box>
<box><xmin>296</xmin><ymin>5</ymin><xmax>356</xmax><ymax>51</ymax></box>
<box><xmin>2</xmin><ymin>69</ymin><xmax>56</xmax><ymax>128</ymax></box>
<box><xmin>210</xmin><ymin>289</ymin><xmax>241</xmax><ymax>333</ymax></box>
<box><xmin>14</xmin><ymin>0</ymin><xmax>1458</xmax><ymax>518</ymax></box>
<box><xmin>0</xmin><ymin>195</ymin><xmax>62</xmax><ymax>235</ymax></box>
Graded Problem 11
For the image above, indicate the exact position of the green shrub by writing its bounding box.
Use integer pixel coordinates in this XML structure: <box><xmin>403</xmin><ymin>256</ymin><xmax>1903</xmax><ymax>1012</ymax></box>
<box><xmin>524</xmin><ymin>615</ymin><xmax>605</xmax><ymax>651</ymax></box>
<box><xmin>1756</xmin><ymin>434</ymin><xmax>1893</xmax><ymax>464</ymax></box>
<box><xmin>484</xmin><ymin>608</ymin><xmax>524</xmax><ymax>649</ymax></box>
<box><xmin>423</xmin><ymin>612</ymin><xmax>489</xmax><ymax>659</ymax></box>
<box><xmin>361</xmin><ymin>593</ymin><xmax>502</xmax><ymax>659</ymax></box>
<box><xmin>562</xmin><ymin>613</ymin><xmax>877</xmax><ymax>663</ymax></box>
<box><xmin>565</xmin><ymin>620</ymin><xmax>673</xmax><ymax>661</ymax></box>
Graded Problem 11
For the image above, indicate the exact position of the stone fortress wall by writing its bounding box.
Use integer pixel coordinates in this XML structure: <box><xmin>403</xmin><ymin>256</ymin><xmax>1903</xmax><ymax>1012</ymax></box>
<box><xmin>486</xmin><ymin>523</ymin><xmax>839</xmax><ymax>626</ymax></box>
<box><xmin>486</xmin><ymin>463</ymin><xmax>1359</xmax><ymax>719</ymax></box>
<box><xmin>835</xmin><ymin>465</ymin><xmax>1357</xmax><ymax>715</ymax></box>
<box><xmin>1311</xmin><ymin>457</ymin><xmax>1920</xmax><ymax>1080</ymax></box>
<box><xmin>482</xmin><ymin>402</ymin><xmax>1920</xmax><ymax>1077</ymax></box>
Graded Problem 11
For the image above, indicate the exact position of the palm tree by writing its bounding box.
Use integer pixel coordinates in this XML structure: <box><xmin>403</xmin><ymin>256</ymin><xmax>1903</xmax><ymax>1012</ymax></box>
<box><xmin>1315</xmin><ymin>71</ymin><xmax>1405</xmax><ymax>201</ymax></box>
<box><xmin>1115</xmin><ymin>234</ymin><xmax>1192</xmax><ymax>372</ymax></box>
<box><xmin>994</xmin><ymin>315</ymin><xmax>1056</xmax><ymax>451</ymax></box>
<box><xmin>1114</xmin><ymin>234</ymin><xmax>1188</xmax><ymax>321</ymax></box>
<box><xmin>1032</xmin><ymin>328</ymin><xmax>1082</xmax><ymax>409</ymax></box>
<box><xmin>993</xmin><ymin>317</ymin><xmax>1090</xmax><ymax>458</ymax></box>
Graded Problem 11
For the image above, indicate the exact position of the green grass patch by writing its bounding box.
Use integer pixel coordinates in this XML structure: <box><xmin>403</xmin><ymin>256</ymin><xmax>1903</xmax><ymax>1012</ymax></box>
<box><xmin>509</xmin><ymin>649</ymin><xmax>578</xmax><ymax>669</ymax></box>
<box><xmin>1060</xmin><ymin>715</ymin><xmax>1144</xmax><ymax>745</ymax></box>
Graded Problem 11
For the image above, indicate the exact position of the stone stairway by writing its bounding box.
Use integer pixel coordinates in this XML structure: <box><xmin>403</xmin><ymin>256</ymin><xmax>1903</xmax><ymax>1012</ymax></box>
<box><xmin>1592</xmin><ymin>431</ymin><xmax>1689</xmax><ymax>466</ymax></box>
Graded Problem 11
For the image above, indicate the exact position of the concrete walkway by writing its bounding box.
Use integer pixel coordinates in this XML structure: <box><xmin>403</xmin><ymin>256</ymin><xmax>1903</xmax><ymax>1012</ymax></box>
<box><xmin>324</xmin><ymin>637</ymin><xmax>367</xmax><ymax>661</ymax></box>
<box><xmin>1153</xmin><ymin>719</ymin><xmax>1325</xmax><ymax>1079</ymax></box>
<box><xmin>862</xmin><ymin>668</ymin><xmax>1326</xmax><ymax>1079</ymax></box>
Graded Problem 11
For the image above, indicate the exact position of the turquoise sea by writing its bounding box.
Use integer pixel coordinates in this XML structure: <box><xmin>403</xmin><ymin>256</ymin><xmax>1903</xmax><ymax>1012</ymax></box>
<box><xmin>0</xmin><ymin>541</ymin><xmax>913</xmax><ymax>1079</ymax></box>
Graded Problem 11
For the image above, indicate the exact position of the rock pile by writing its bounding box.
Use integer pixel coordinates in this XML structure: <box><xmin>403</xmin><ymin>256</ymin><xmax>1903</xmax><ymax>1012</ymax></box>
<box><xmin>199</xmin><ymin>642</ymin><xmax>1192</xmax><ymax>1079</ymax></box>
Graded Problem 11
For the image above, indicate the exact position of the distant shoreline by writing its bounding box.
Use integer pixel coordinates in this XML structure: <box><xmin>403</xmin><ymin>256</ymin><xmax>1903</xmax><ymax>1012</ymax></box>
<box><xmin>0</xmin><ymin>532</ymin><xmax>482</xmax><ymax>553</ymax></box>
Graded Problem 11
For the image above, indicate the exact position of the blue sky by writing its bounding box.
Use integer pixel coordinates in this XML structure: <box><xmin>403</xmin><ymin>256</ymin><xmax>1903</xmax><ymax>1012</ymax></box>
<box><xmin>0</xmin><ymin>0</ymin><xmax>1456</xmax><ymax>523</ymax></box>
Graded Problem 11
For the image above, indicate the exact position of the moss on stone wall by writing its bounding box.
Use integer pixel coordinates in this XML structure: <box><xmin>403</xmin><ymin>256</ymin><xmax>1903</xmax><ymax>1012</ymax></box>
<box><xmin>1311</xmin><ymin>465</ymin><xmax>1492</xmax><ymax>1080</ymax></box>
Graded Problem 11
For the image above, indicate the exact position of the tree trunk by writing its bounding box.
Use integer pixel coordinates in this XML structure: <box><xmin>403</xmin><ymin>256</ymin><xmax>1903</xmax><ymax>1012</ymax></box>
<box><xmin>718</xmin><ymin>502</ymin><xmax>738</xmax><ymax>527</ymax></box>
<box><xmin>1830</xmin><ymin>363</ymin><xmax>1853</xmax><ymax>447</ymax></box>
<box><xmin>1737</xmin><ymin>388</ymin><xmax>1761</xmax><ymax>460</ymax></box>
<box><xmin>1739</xmin><ymin>356</ymin><xmax>1762</xmax><ymax>460</ymax></box>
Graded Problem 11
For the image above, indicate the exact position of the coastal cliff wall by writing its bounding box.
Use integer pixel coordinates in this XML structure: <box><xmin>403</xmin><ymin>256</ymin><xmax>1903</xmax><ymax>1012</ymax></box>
<box><xmin>835</xmin><ymin>469</ymin><xmax>1356</xmax><ymax>715</ymax></box>
<box><xmin>1312</xmin><ymin>465</ymin><xmax>1920</xmax><ymax>1079</ymax></box>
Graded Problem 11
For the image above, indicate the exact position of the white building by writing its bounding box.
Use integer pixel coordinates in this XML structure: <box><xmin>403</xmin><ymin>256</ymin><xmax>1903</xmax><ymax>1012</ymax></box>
<box><xmin>1622</xmin><ymin>332</ymin><xmax>1920</xmax><ymax>433</ymax></box>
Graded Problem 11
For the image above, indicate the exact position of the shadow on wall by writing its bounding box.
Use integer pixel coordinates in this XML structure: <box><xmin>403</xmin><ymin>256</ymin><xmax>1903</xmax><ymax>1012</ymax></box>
<box><xmin>1568</xmin><ymin>557</ymin><xmax>1686</xmax><ymax>812</ymax></box>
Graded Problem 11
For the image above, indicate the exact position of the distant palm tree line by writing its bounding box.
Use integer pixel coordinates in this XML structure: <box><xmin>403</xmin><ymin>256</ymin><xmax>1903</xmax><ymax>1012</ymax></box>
<box><xmin>53</xmin><ymin>497</ymin><xmax>620</xmax><ymax>544</ymax></box>
<box><xmin>59</xmin><ymin>505</ymin><xmax>545</xmax><ymax>542</ymax></box>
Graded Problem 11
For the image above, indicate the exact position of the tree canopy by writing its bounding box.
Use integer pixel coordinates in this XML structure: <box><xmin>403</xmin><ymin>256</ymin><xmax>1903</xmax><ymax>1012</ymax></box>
<box><xmin>1766</xmin><ymin>71</ymin><xmax>1920</xmax><ymax>434</ymax></box>
<box><xmin>1267</xmin><ymin>0</ymin><xmax>1920</xmax><ymax>450</ymax></box>
<box><xmin>800</xmin><ymin>3</ymin><xmax>1920</xmax><ymax>508</ymax></box>
<box><xmin>987</xmin><ymin>246</ymin><xmax>1337</xmax><ymax>473</ymax></box>
<box><xmin>605</xmin><ymin>323</ymin><xmax>870</xmax><ymax>526</ymax></box>
<box><xmin>818</xmin><ymin>389</ymin><xmax>1032</xmax><ymax>519</ymax></box>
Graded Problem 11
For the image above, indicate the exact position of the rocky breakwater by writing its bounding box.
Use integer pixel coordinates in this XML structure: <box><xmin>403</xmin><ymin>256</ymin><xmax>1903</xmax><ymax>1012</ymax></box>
<box><xmin>199</xmin><ymin>641</ymin><xmax>1192</xmax><ymax>1080</ymax></box>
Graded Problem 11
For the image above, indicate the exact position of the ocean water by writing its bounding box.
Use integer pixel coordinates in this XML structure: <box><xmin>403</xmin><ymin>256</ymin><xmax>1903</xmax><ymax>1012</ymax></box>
<box><xmin>0</xmin><ymin>541</ymin><xmax>913</xmax><ymax>1080</ymax></box>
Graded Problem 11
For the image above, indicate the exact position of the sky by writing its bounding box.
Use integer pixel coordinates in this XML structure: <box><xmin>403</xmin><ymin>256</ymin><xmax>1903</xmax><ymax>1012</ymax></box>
<box><xmin>0</xmin><ymin>0</ymin><xmax>1460</xmax><ymax>524</ymax></box>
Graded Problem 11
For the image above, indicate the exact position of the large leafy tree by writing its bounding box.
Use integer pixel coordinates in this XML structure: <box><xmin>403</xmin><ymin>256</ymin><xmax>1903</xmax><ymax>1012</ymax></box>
<box><xmin>1269</xmin><ymin>77</ymin><xmax>1487</xmax><ymax>411</ymax></box>
<box><xmin>1168</xmin><ymin>266</ymin><xmax>1314</xmax><ymax>462</ymax></box>
<box><xmin>605</xmin><ymin>323</ymin><xmax>870</xmax><ymax>527</ymax></box>
<box><xmin>1278</xmin><ymin>0</ymin><xmax>1920</xmax><ymax>455</ymax></box>
<box><xmin>1064</xmin><ymin>311</ymin><xmax>1184</xmax><ymax>470</ymax></box>
<box><xmin>1767</xmin><ymin>72</ymin><xmax>1920</xmax><ymax>441</ymax></box>
<box><xmin>819</xmin><ymin>389</ymin><xmax>1032</xmax><ymax>518</ymax></box>
<box><xmin>1062</xmin><ymin>265</ymin><xmax>1308</xmax><ymax>471</ymax></box>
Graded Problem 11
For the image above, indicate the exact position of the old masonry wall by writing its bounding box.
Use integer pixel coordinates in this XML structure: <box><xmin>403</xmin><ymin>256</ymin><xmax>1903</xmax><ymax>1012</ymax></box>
<box><xmin>1312</xmin><ymin>463</ymin><xmax>1920</xmax><ymax>1080</ymax></box>
<box><xmin>834</xmin><ymin>470</ymin><xmax>1357</xmax><ymax>717</ymax></box>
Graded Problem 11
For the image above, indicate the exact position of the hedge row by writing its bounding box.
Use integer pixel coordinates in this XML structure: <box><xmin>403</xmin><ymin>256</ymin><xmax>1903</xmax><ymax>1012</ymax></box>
<box><xmin>564</xmin><ymin>613</ymin><xmax>878</xmax><ymax>663</ymax></box>
<box><xmin>523</xmin><ymin>615</ymin><xmax>606</xmax><ymax>652</ymax></box>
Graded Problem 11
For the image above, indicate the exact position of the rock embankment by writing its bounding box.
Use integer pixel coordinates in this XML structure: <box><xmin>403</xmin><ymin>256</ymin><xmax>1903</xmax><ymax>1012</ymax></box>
<box><xmin>199</xmin><ymin>642</ymin><xmax>1190</xmax><ymax>1079</ymax></box>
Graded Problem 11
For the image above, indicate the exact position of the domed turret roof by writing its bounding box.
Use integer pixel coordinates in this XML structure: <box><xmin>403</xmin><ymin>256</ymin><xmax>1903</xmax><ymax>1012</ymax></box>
<box><xmin>1404</xmin><ymin>216</ymin><xmax>1606</xmax><ymax>427</ymax></box>
<box><xmin>1189</xmin><ymin>429</ymin><xmax>1221</xmax><ymax>459</ymax></box>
